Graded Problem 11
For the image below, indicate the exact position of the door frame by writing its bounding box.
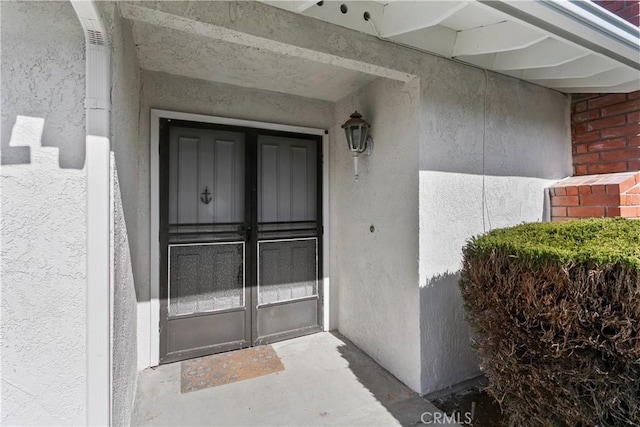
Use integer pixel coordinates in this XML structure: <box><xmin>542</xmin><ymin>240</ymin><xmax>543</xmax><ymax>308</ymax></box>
<box><xmin>148</xmin><ymin>109</ymin><xmax>330</xmax><ymax>367</ymax></box>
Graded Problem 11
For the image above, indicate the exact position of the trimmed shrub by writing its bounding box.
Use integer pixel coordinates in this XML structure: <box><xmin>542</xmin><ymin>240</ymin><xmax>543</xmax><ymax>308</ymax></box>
<box><xmin>460</xmin><ymin>218</ymin><xmax>640</xmax><ymax>426</ymax></box>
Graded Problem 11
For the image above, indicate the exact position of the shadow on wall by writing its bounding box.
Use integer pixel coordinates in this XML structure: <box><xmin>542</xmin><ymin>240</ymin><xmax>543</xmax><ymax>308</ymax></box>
<box><xmin>420</xmin><ymin>271</ymin><xmax>480</xmax><ymax>396</ymax></box>
<box><xmin>1</xmin><ymin>1</ymin><xmax>86</xmax><ymax>169</ymax></box>
<box><xmin>2</xmin><ymin>114</ymin><xmax>86</xmax><ymax>169</ymax></box>
<box><xmin>333</xmin><ymin>331</ymin><xmax>438</xmax><ymax>426</ymax></box>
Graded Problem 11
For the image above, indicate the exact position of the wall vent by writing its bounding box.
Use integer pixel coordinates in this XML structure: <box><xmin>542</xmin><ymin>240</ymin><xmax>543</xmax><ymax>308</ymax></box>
<box><xmin>87</xmin><ymin>29</ymin><xmax>105</xmax><ymax>46</ymax></box>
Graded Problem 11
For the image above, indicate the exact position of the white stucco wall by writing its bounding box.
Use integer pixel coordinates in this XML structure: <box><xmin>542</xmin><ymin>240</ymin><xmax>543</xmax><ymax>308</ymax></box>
<box><xmin>1</xmin><ymin>1</ymin><xmax>87</xmax><ymax>424</ymax></box>
<box><xmin>332</xmin><ymin>77</ymin><xmax>422</xmax><ymax>392</ymax></box>
<box><xmin>136</xmin><ymin>70</ymin><xmax>335</xmax><ymax>367</ymax></box>
<box><xmin>126</xmin><ymin>2</ymin><xmax>572</xmax><ymax>396</ymax></box>
<box><xmin>102</xmin><ymin>3</ymin><xmax>141</xmax><ymax>425</ymax></box>
<box><xmin>418</xmin><ymin>63</ymin><xmax>571</xmax><ymax>395</ymax></box>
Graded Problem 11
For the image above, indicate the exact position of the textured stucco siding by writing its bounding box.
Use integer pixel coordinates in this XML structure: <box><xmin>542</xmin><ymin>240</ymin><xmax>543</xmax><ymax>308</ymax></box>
<box><xmin>418</xmin><ymin>62</ymin><xmax>572</xmax><ymax>394</ymax></box>
<box><xmin>103</xmin><ymin>2</ymin><xmax>141</xmax><ymax>425</ymax></box>
<box><xmin>137</xmin><ymin>70</ymin><xmax>334</xmax><ymax>367</ymax></box>
<box><xmin>128</xmin><ymin>2</ymin><xmax>572</xmax><ymax>396</ymax></box>
<box><xmin>111</xmin><ymin>156</ymin><xmax>138</xmax><ymax>427</ymax></box>
<box><xmin>1</xmin><ymin>1</ymin><xmax>87</xmax><ymax>424</ymax></box>
<box><xmin>333</xmin><ymin>77</ymin><xmax>422</xmax><ymax>392</ymax></box>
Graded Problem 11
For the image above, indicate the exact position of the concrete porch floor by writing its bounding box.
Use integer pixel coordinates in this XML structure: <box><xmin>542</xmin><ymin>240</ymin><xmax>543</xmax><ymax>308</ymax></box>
<box><xmin>132</xmin><ymin>332</ymin><xmax>458</xmax><ymax>426</ymax></box>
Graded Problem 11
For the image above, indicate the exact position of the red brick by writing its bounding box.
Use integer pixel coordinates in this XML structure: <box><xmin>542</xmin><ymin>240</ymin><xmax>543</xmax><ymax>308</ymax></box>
<box><xmin>619</xmin><ymin>3</ymin><xmax>640</xmax><ymax>19</ymax></box>
<box><xmin>573</xmin><ymin>122</ymin><xmax>589</xmax><ymax>134</ymax></box>
<box><xmin>573</xmin><ymin>109</ymin><xmax>601</xmax><ymax>123</ymax></box>
<box><xmin>573</xmin><ymin>131</ymin><xmax>602</xmax><ymax>144</ymax></box>
<box><xmin>592</xmin><ymin>184</ymin><xmax>607</xmax><ymax>195</ymax></box>
<box><xmin>551</xmin><ymin>195</ymin><xmax>580</xmax><ymax>206</ymax></box>
<box><xmin>573</xmin><ymin>152</ymin><xmax>601</xmax><ymax>164</ymax></box>
<box><xmin>601</xmin><ymin>123</ymin><xmax>640</xmax><ymax>138</ymax></box>
<box><xmin>606</xmin><ymin>184</ymin><xmax>621</xmax><ymax>195</ymax></box>
<box><xmin>573</xmin><ymin>94</ymin><xmax>599</xmax><ymax>103</ymax></box>
<box><xmin>628</xmin><ymin>111</ymin><xmax>640</xmax><ymax>123</ymax></box>
<box><xmin>587</xmin><ymin>138</ymin><xmax>627</xmax><ymax>152</ymax></box>
<box><xmin>601</xmin><ymin>1</ymin><xmax>625</xmax><ymax>12</ymax></box>
<box><xmin>580</xmin><ymin>194</ymin><xmax>621</xmax><ymax>206</ymax></box>
<box><xmin>620</xmin><ymin>194</ymin><xmax>638</xmax><ymax>205</ymax></box>
<box><xmin>588</xmin><ymin>94</ymin><xmax>627</xmax><ymax>110</ymax></box>
<box><xmin>588</xmin><ymin>162</ymin><xmax>629</xmax><ymax>174</ymax></box>
<box><xmin>629</xmin><ymin>91</ymin><xmax>640</xmax><ymax>101</ymax></box>
<box><xmin>601</xmin><ymin>99</ymin><xmax>640</xmax><ymax>117</ymax></box>
<box><xmin>551</xmin><ymin>207</ymin><xmax>567</xmax><ymax>217</ymax></box>
<box><xmin>574</xmin><ymin>101</ymin><xmax>588</xmax><ymax>113</ymax></box>
<box><xmin>609</xmin><ymin>1</ymin><xmax>626</xmax><ymax>11</ymax></box>
<box><xmin>606</xmin><ymin>206</ymin><xmax>621</xmax><ymax>217</ymax></box>
<box><xmin>578</xmin><ymin>185</ymin><xmax>592</xmax><ymax>195</ymax></box>
<box><xmin>601</xmin><ymin>148</ymin><xmax>640</xmax><ymax>162</ymax></box>
<box><xmin>628</xmin><ymin>184</ymin><xmax>640</xmax><ymax>194</ymax></box>
<box><xmin>630</xmin><ymin>136</ymin><xmax>640</xmax><ymax>146</ymax></box>
<box><xmin>629</xmin><ymin>15</ymin><xmax>640</xmax><ymax>25</ymax></box>
<box><xmin>566</xmin><ymin>186</ymin><xmax>579</xmax><ymax>196</ymax></box>
<box><xmin>618</xmin><ymin>175</ymin><xmax>638</xmax><ymax>192</ymax></box>
<box><xmin>575</xmin><ymin>165</ymin><xmax>588</xmax><ymax>175</ymax></box>
<box><xmin>554</xmin><ymin>187</ymin><xmax>567</xmax><ymax>196</ymax></box>
<box><xmin>567</xmin><ymin>206</ymin><xmax>606</xmax><ymax>217</ymax></box>
<box><xmin>620</xmin><ymin>206</ymin><xmax>640</xmax><ymax>218</ymax></box>
<box><xmin>587</xmin><ymin>114</ymin><xmax>627</xmax><ymax>131</ymax></box>
<box><xmin>574</xmin><ymin>143</ymin><xmax>589</xmax><ymax>154</ymax></box>
<box><xmin>628</xmin><ymin>159</ymin><xmax>640</xmax><ymax>171</ymax></box>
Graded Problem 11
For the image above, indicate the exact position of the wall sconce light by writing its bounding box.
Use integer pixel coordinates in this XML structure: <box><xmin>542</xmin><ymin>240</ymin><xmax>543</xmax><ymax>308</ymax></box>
<box><xmin>341</xmin><ymin>111</ymin><xmax>373</xmax><ymax>181</ymax></box>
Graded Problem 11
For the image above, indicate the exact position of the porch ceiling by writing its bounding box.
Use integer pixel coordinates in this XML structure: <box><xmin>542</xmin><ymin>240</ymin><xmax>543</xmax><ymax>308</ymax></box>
<box><xmin>127</xmin><ymin>15</ymin><xmax>378</xmax><ymax>101</ymax></box>
<box><xmin>262</xmin><ymin>0</ymin><xmax>640</xmax><ymax>93</ymax></box>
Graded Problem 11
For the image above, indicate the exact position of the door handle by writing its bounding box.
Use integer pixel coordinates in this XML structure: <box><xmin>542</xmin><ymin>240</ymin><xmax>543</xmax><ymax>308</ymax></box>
<box><xmin>237</xmin><ymin>225</ymin><xmax>251</xmax><ymax>239</ymax></box>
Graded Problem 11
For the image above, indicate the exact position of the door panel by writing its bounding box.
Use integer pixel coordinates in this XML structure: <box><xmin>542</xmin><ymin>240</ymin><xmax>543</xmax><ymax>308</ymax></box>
<box><xmin>168</xmin><ymin>129</ymin><xmax>245</xmax><ymax>225</ymax></box>
<box><xmin>161</xmin><ymin>125</ymin><xmax>250</xmax><ymax>363</ymax></box>
<box><xmin>258</xmin><ymin>135</ymin><xmax>317</xmax><ymax>223</ymax></box>
<box><xmin>254</xmin><ymin>135</ymin><xmax>322</xmax><ymax>344</ymax></box>
<box><xmin>160</xmin><ymin>121</ymin><xmax>322</xmax><ymax>362</ymax></box>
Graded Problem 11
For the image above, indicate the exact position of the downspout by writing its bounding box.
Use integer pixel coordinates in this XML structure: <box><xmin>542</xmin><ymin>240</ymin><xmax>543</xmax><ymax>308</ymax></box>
<box><xmin>70</xmin><ymin>1</ymin><xmax>111</xmax><ymax>425</ymax></box>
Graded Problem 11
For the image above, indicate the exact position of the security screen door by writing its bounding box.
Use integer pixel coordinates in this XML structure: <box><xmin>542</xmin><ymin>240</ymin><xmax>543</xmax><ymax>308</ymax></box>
<box><xmin>159</xmin><ymin>119</ymin><xmax>322</xmax><ymax>363</ymax></box>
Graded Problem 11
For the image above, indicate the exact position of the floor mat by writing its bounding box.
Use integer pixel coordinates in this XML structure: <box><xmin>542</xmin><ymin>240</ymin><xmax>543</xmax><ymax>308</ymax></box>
<box><xmin>181</xmin><ymin>345</ymin><xmax>285</xmax><ymax>393</ymax></box>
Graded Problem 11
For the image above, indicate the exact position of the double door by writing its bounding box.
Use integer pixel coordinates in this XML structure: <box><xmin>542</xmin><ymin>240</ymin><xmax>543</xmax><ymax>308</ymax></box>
<box><xmin>159</xmin><ymin>119</ymin><xmax>322</xmax><ymax>363</ymax></box>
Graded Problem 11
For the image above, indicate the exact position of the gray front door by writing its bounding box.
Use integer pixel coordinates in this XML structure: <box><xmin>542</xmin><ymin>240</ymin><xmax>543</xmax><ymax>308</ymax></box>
<box><xmin>159</xmin><ymin>119</ymin><xmax>322</xmax><ymax>363</ymax></box>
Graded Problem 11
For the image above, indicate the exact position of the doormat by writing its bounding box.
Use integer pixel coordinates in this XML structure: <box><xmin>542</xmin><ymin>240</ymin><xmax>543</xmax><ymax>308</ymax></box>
<box><xmin>180</xmin><ymin>345</ymin><xmax>285</xmax><ymax>393</ymax></box>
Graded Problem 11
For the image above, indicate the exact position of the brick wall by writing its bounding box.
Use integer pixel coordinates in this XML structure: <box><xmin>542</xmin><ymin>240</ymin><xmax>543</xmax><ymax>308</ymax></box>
<box><xmin>571</xmin><ymin>92</ymin><xmax>640</xmax><ymax>175</ymax></box>
<box><xmin>553</xmin><ymin>0</ymin><xmax>640</xmax><ymax>222</ymax></box>
<box><xmin>550</xmin><ymin>172</ymin><xmax>640</xmax><ymax>220</ymax></box>
<box><xmin>594</xmin><ymin>0</ymin><xmax>640</xmax><ymax>26</ymax></box>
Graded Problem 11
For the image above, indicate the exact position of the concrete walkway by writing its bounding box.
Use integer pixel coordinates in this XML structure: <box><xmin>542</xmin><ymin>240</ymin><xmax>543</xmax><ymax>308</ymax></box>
<box><xmin>132</xmin><ymin>332</ymin><xmax>458</xmax><ymax>426</ymax></box>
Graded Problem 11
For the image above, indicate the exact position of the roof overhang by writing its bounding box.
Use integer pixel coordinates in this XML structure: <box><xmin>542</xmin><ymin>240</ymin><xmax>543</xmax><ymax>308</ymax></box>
<box><xmin>262</xmin><ymin>0</ymin><xmax>640</xmax><ymax>93</ymax></box>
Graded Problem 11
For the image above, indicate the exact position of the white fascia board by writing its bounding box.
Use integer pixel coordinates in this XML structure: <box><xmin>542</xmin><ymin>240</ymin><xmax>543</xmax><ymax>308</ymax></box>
<box><xmin>478</xmin><ymin>0</ymin><xmax>640</xmax><ymax>71</ymax></box>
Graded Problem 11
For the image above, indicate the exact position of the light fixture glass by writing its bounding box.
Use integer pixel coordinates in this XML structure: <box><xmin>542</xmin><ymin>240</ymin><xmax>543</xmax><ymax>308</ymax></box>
<box><xmin>341</xmin><ymin>111</ymin><xmax>373</xmax><ymax>180</ymax></box>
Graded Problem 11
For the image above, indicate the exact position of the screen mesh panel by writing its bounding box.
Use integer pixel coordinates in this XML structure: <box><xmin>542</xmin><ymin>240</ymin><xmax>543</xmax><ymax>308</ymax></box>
<box><xmin>258</xmin><ymin>239</ymin><xmax>317</xmax><ymax>305</ymax></box>
<box><xmin>169</xmin><ymin>243</ymin><xmax>244</xmax><ymax>316</ymax></box>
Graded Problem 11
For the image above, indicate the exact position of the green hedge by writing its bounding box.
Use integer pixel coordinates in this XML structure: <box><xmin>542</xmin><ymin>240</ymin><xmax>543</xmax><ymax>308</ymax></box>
<box><xmin>459</xmin><ymin>218</ymin><xmax>640</xmax><ymax>426</ymax></box>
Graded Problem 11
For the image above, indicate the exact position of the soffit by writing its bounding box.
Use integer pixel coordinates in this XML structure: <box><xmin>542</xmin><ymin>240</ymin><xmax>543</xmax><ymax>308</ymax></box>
<box><xmin>127</xmin><ymin>12</ymin><xmax>379</xmax><ymax>101</ymax></box>
<box><xmin>262</xmin><ymin>0</ymin><xmax>640</xmax><ymax>93</ymax></box>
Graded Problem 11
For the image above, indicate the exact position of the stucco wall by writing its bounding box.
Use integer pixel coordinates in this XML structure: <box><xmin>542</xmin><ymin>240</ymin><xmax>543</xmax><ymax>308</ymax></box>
<box><xmin>418</xmin><ymin>62</ymin><xmax>572</xmax><ymax>395</ymax></box>
<box><xmin>333</xmin><ymin>77</ymin><xmax>422</xmax><ymax>392</ymax></box>
<box><xmin>103</xmin><ymin>3</ymin><xmax>141</xmax><ymax>425</ymax></box>
<box><xmin>137</xmin><ymin>70</ymin><xmax>335</xmax><ymax>366</ymax></box>
<box><xmin>1</xmin><ymin>1</ymin><xmax>87</xmax><ymax>424</ymax></box>
<box><xmin>111</xmin><ymin>157</ymin><xmax>138</xmax><ymax>427</ymax></box>
<box><xmin>128</xmin><ymin>2</ymin><xmax>572</xmax><ymax>396</ymax></box>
